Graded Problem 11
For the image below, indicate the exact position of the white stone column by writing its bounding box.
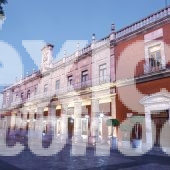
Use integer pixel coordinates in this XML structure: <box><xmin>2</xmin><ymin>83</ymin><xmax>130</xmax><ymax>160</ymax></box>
<box><xmin>35</xmin><ymin>106</ymin><xmax>44</xmax><ymax>131</ymax></box>
<box><xmin>10</xmin><ymin>112</ymin><xmax>16</xmax><ymax>129</ymax></box>
<box><xmin>9</xmin><ymin>112</ymin><xmax>16</xmax><ymax>137</ymax></box>
<box><xmin>101</xmin><ymin>116</ymin><xmax>109</xmax><ymax>144</ymax></box>
<box><xmin>111</xmin><ymin>96</ymin><xmax>116</xmax><ymax>119</ymax></box>
<box><xmin>29</xmin><ymin>109</ymin><xmax>35</xmax><ymax>131</ymax></box>
<box><xmin>111</xmin><ymin>96</ymin><xmax>117</xmax><ymax>137</ymax></box>
<box><xmin>59</xmin><ymin>104</ymin><xmax>68</xmax><ymax>141</ymax></box>
<box><xmin>91</xmin><ymin>99</ymin><xmax>99</xmax><ymax>117</ymax></box>
<box><xmin>21</xmin><ymin>107</ymin><xmax>28</xmax><ymax>130</ymax></box>
<box><xmin>73</xmin><ymin>101</ymin><xmax>83</xmax><ymax>143</ymax></box>
<box><xmin>19</xmin><ymin>107</ymin><xmax>28</xmax><ymax>138</ymax></box>
<box><xmin>91</xmin><ymin>99</ymin><xmax>99</xmax><ymax>144</ymax></box>
<box><xmin>15</xmin><ymin>110</ymin><xmax>21</xmax><ymax>130</ymax></box>
<box><xmin>145</xmin><ymin>111</ymin><xmax>153</xmax><ymax>146</ymax></box>
<box><xmin>49</xmin><ymin>104</ymin><xmax>56</xmax><ymax>117</ymax></box>
<box><xmin>34</xmin><ymin>106</ymin><xmax>44</xmax><ymax>140</ymax></box>
<box><xmin>47</xmin><ymin>104</ymin><xmax>56</xmax><ymax>135</ymax></box>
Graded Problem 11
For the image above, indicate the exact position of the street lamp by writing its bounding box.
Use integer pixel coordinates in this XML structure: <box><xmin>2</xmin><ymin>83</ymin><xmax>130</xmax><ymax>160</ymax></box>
<box><xmin>0</xmin><ymin>5</ymin><xmax>5</xmax><ymax>30</ymax></box>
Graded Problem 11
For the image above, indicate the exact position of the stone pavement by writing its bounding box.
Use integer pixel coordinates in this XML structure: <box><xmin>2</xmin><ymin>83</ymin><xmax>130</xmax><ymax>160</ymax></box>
<box><xmin>0</xmin><ymin>159</ymin><xmax>21</xmax><ymax>170</ymax></box>
<box><xmin>0</xmin><ymin>140</ymin><xmax>169</xmax><ymax>170</ymax></box>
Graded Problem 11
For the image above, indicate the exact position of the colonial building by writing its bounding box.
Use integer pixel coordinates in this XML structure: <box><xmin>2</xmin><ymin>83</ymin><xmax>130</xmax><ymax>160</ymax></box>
<box><xmin>115</xmin><ymin>6</ymin><xmax>170</xmax><ymax>147</ymax></box>
<box><xmin>0</xmin><ymin>34</ymin><xmax>115</xmax><ymax>143</ymax></box>
<box><xmin>1</xmin><ymin>6</ymin><xmax>170</xmax><ymax>146</ymax></box>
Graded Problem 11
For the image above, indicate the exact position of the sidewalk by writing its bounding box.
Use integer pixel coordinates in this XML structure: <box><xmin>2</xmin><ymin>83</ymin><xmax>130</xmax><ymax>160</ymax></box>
<box><xmin>5</xmin><ymin>135</ymin><xmax>169</xmax><ymax>157</ymax></box>
<box><xmin>0</xmin><ymin>159</ymin><xmax>22</xmax><ymax>170</ymax></box>
<box><xmin>0</xmin><ymin>138</ymin><xmax>170</xmax><ymax>170</ymax></box>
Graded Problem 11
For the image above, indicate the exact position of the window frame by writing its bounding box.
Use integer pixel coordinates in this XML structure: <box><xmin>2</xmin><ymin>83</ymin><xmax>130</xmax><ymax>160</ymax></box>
<box><xmin>56</xmin><ymin>79</ymin><xmax>60</xmax><ymax>90</ymax></box>
<box><xmin>21</xmin><ymin>92</ymin><xmax>24</xmax><ymax>100</ymax></box>
<box><xmin>44</xmin><ymin>84</ymin><xmax>48</xmax><ymax>94</ymax></box>
<box><xmin>144</xmin><ymin>41</ymin><xmax>166</xmax><ymax>72</ymax></box>
<box><xmin>148</xmin><ymin>45</ymin><xmax>161</xmax><ymax>68</ymax></box>
<box><xmin>99</xmin><ymin>63</ymin><xmax>107</xmax><ymax>82</ymax></box>
<box><xmin>67</xmin><ymin>75</ymin><xmax>73</xmax><ymax>86</ymax></box>
<box><xmin>27</xmin><ymin>90</ymin><xmax>31</xmax><ymax>99</ymax></box>
<box><xmin>81</xmin><ymin>70</ymin><xmax>88</xmax><ymax>83</ymax></box>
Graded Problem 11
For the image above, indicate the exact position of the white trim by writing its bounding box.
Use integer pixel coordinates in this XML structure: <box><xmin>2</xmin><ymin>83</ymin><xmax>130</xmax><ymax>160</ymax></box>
<box><xmin>144</xmin><ymin>40</ymin><xmax>166</xmax><ymax>69</ymax></box>
<box><xmin>140</xmin><ymin>91</ymin><xmax>170</xmax><ymax>145</ymax></box>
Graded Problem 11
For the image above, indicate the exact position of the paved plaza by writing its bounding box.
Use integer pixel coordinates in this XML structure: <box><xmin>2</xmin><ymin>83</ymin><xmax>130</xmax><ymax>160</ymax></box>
<box><xmin>0</xmin><ymin>138</ymin><xmax>170</xmax><ymax>170</ymax></box>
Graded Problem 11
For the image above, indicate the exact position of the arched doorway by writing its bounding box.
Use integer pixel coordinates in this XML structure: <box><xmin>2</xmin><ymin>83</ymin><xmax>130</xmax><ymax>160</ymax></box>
<box><xmin>151</xmin><ymin>110</ymin><xmax>169</xmax><ymax>146</ymax></box>
<box><xmin>68</xmin><ymin>117</ymin><xmax>74</xmax><ymax>140</ymax></box>
<box><xmin>140</xmin><ymin>92</ymin><xmax>170</xmax><ymax>146</ymax></box>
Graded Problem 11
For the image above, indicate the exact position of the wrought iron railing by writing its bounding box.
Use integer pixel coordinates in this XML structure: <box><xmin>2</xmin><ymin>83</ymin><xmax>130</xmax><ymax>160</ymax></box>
<box><xmin>143</xmin><ymin>61</ymin><xmax>166</xmax><ymax>74</ymax></box>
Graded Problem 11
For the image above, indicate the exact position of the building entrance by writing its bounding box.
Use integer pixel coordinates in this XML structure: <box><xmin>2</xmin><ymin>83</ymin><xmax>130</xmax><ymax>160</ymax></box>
<box><xmin>68</xmin><ymin>117</ymin><xmax>74</xmax><ymax>140</ymax></box>
<box><xmin>151</xmin><ymin>110</ymin><xmax>169</xmax><ymax>146</ymax></box>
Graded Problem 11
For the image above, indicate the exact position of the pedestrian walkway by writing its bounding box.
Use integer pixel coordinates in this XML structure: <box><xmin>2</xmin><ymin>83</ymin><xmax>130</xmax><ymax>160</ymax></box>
<box><xmin>0</xmin><ymin>139</ymin><xmax>170</xmax><ymax>170</ymax></box>
<box><xmin>0</xmin><ymin>159</ymin><xmax>22</xmax><ymax>170</ymax></box>
<box><xmin>0</xmin><ymin>137</ymin><xmax>170</xmax><ymax>169</ymax></box>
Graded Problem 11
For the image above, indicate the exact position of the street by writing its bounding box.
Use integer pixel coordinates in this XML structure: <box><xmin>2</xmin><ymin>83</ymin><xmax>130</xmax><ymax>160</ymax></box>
<box><xmin>0</xmin><ymin>141</ymin><xmax>169</xmax><ymax>170</ymax></box>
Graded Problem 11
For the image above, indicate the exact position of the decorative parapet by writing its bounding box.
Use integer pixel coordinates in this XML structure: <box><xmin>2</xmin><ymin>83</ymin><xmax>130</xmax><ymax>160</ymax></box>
<box><xmin>79</xmin><ymin>45</ymin><xmax>91</xmax><ymax>56</ymax></box>
<box><xmin>115</xmin><ymin>6</ymin><xmax>170</xmax><ymax>40</ymax></box>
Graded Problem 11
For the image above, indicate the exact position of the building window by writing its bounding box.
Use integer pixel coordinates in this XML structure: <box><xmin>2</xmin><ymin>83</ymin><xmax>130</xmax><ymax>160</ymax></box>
<box><xmin>21</xmin><ymin>92</ymin><xmax>24</xmax><ymax>100</ymax></box>
<box><xmin>68</xmin><ymin>75</ymin><xmax>73</xmax><ymax>86</ymax></box>
<box><xmin>16</xmin><ymin>93</ymin><xmax>18</xmax><ymax>100</ymax></box>
<box><xmin>81</xmin><ymin>70</ymin><xmax>88</xmax><ymax>82</ymax></box>
<box><xmin>56</xmin><ymin>80</ymin><xmax>60</xmax><ymax>90</ymax></box>
<box><xmin>6</xmin><ymin>93</ymin><xmax>9</xmax><ymax>104</ymax></box>
<box><xmin>99</xmin><ymin>63</ymin><xmax>107</xmax><ymax>83</ymax></box>
<box><xmin>34</xmin><ymin>85</ymin><xmax>38</xmax><ymax>95</ymax></box>
<box><xmin>148</xmin><ymin>45</ymin><xmax>161</xmax><ymax>68</ymax></box>
<box><xmin>27</xmin><ymin>113</ymin><xmax>29</xmax><ymax>120</ymax></box>
<box><xmin>27</xmin><ymin>90</ymin><xmax>31</xmax><ymax>99</ymax></box>
<box><xmin>34</xmin><ymin>113</ymin><xmax>37</xmax><ymax>120</ymax></box>
<box><xmin>44</xmin><ymin>84</ymin><xmax>48</xmax><ymax>94</ymax></box>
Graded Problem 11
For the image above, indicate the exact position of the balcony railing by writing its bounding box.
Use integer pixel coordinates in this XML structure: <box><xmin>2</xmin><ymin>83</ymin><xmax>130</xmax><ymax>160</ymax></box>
<box><xmin>79</xmin><ymin>45</ymin><xmax>91</xmax><ymax>56</ymax></box>
<box><xmin>74</xmin><ymin>76</ymin><xmax>111</xmax><ymax>91</ymax></box>
<box><xmin>3</xmin><ymin>76</ymin><xmax>112</xmax><ymax>107</ymax></box>
<box><xmin>116</xmin><ymin>6</ymin><xmax>170</xmax><ymax>40</ymax></box>
<box><xmin>74</xmin><ymin>80</ymin><xmax>92</xmax><ymax>90</ymax></box>
<box><xmin>92</xmin><ymin>76</ymin><xmax>111</xmax><ymax>86</ymax></box>
<box><xmin>144</xmin><ymin>62</ymin><xmax>166</xmax><ymax>74</ymax></box>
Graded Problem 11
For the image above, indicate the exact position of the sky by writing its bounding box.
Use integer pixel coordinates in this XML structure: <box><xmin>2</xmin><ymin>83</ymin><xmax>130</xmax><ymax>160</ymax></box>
<box><xmin>0</xmin><ymin>0</ymin><xmax>169</xmax><ymax>83</ymax></box>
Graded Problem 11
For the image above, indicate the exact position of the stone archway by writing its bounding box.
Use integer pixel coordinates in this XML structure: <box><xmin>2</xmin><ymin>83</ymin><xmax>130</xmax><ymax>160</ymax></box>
<box><xmin>140</xmin><ymin>91</ymin><xmax>170</xmax><ymax>146</ymax></box>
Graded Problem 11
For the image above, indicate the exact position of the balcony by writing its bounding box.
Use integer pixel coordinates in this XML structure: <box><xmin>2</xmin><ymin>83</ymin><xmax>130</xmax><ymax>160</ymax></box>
<box><xmin>26</xmin><ymin>91</ymin><xmax>54</xmax><ymax>102</ymax></box>
<box><xmin>98</xmin><ymin>76</ymin><xmax>111</xmax><ymax>85</ymax></box>
<box><xmin>74</xmin><ymin>80</ymin><xmax>92</xmax><ymax>90</ymax></box>
<box><xmin>74</xmin><ymin>76</ymin><xmax>111</xmax><ymax>90</ymax></box>
<box><xmin>91</xmin><ymin>76</ymin><xmax>111</xmax><ymax>86</ymax></box>
<box><xmin>143</xmin><ymin>62</ymin><xmax>166</xmax><ymax>74</ymax></box>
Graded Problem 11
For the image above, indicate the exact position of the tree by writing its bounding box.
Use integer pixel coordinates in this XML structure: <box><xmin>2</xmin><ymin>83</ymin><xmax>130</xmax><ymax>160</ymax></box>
<box><xmin>106</xmin><ymin>118</ymin><xmax>120</xmax><ymax>148</ymax></box>
<box><xmin>0</xmin><ymin>0</ymin><xmax>7</xmax><ymax>3</ymax></box>
<box><xmin>106</xmin><ymin>118</ymin><xmax>120</xmax><ymax>138</ymax></box>
<box><xmin>0</xmin><ymin>0</ymin><xmax>7</xmax><ymax>16</ymax></box>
